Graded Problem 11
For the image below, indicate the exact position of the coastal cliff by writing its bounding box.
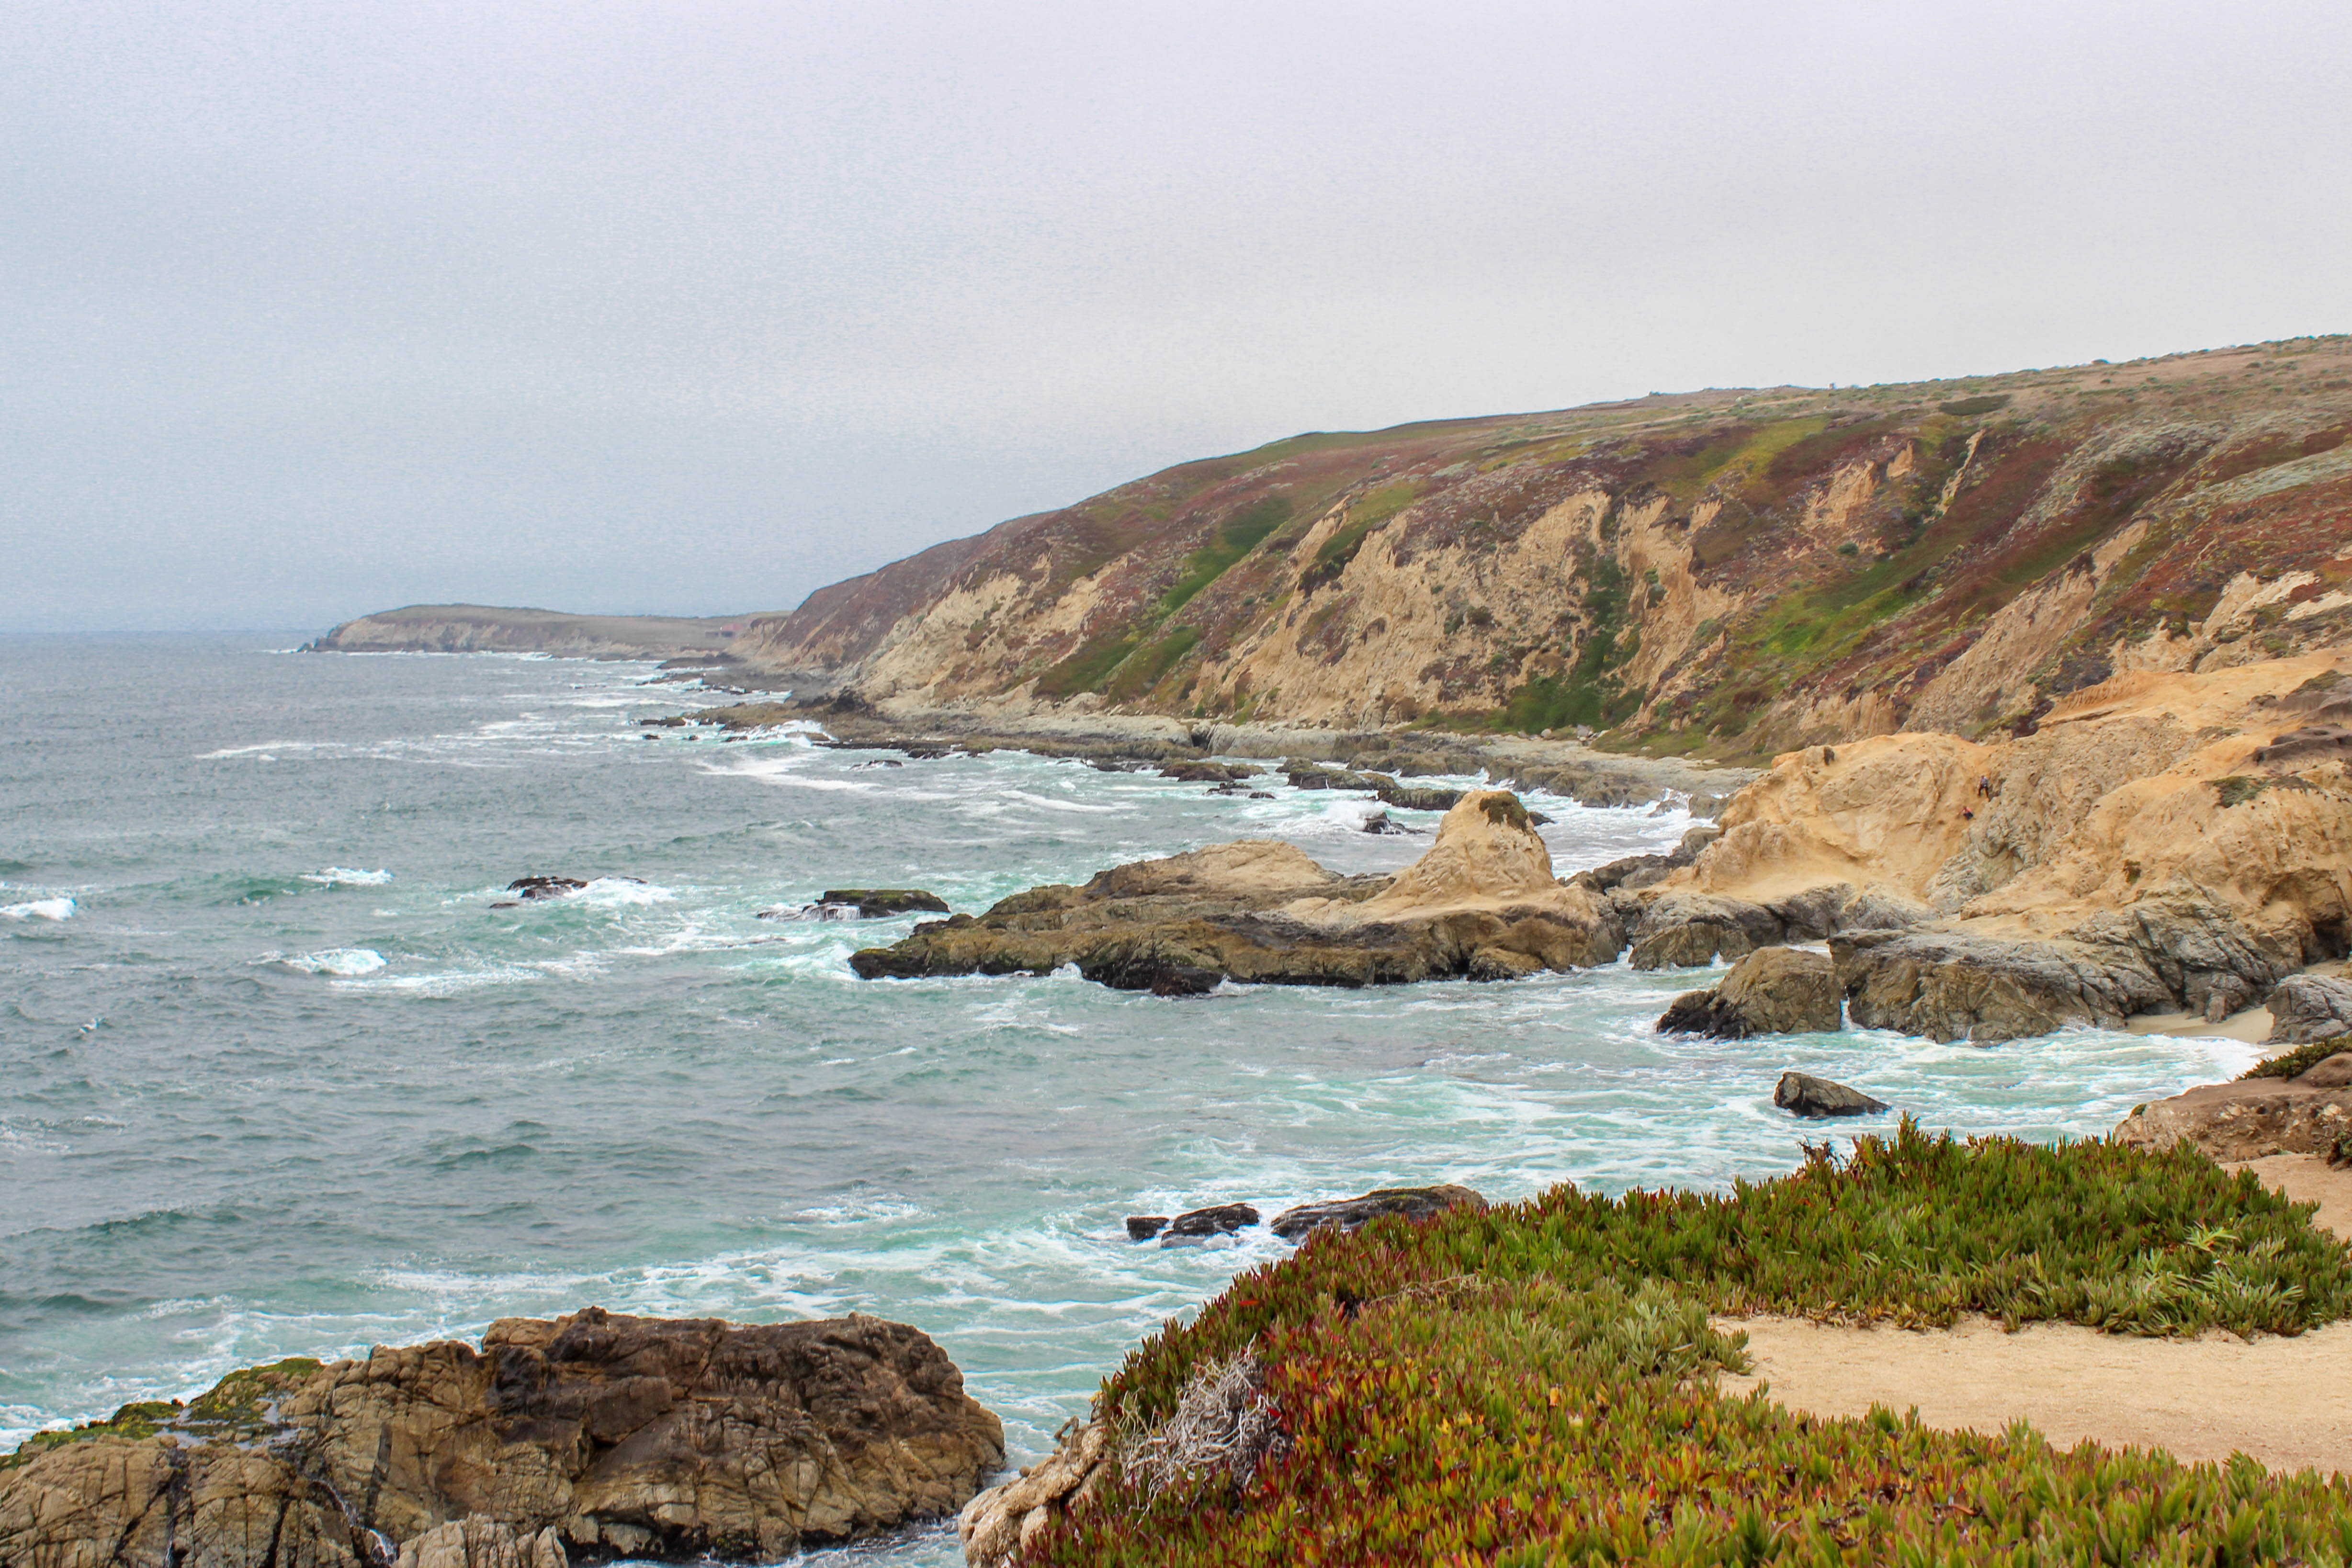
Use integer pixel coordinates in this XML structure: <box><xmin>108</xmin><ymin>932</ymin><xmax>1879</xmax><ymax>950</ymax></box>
<box><xmin>727</xmin><ymin>335</ymin><xmax>2352</xmax><ymax>758</ymax></box>
<box><xmin>308</xmin><ymin>605</ymin><xmax>768</xmax><ymax>662</ymax></box>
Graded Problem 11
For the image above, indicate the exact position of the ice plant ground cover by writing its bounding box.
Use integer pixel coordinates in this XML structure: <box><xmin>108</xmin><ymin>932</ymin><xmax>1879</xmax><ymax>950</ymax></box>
<box><xmin>1037</xmin><ymin>1121</ymin><xmax>2352</xmax><ymax>1565</ymax></box>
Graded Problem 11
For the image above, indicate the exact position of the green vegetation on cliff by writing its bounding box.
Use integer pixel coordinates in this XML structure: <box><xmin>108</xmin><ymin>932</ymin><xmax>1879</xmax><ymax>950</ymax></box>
<box><xmin>1027</xmin><ymin>1124</ymin><xmax>2352</xmax><ymax>1565</ymax></box>
<box><xmin>741</xmin><ymin>335</ymin><xmax>2352</xmax><ymax>762</ymax></box>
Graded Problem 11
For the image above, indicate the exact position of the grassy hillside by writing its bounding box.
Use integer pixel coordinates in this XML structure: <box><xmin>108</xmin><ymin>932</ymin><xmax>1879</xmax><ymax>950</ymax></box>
<box><xmin>738</xmin><ymin>335</ymin><xmax>2352</xmax><ymax>761</ymax></box>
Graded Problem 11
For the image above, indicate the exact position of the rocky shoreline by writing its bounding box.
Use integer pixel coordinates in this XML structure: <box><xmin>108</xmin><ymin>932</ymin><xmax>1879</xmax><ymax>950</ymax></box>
<box><xmin>0</xmin><ymin>1309</ymin><xmax>1004</xmax><ymax>1568</ymax></box>
<box><xmin>651</xmin><ymin>694</ymin><xmax>1757</xmax><ymax>813</ymax></box>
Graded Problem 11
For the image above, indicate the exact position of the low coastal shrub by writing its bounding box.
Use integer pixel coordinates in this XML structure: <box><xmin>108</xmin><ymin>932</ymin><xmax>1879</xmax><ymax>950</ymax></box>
<box><xmin>1107</xmin><ymin>1120</ymin><xmax>2347</xmax><ymax>1424</ymax></box>
<box><xmin>1033</xmin><ymin>1121</ymin><xmax>2352</xmax><ymax>1565</ymax></box>
<box><xmin>2241</xmin><ymin>1037</ymin><xmax>2352</xmax><ymax>1080</ymax></box>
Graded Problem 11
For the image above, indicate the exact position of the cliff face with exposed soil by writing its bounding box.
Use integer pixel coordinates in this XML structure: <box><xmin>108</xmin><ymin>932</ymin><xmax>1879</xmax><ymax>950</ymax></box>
<box><xmin>736</xmin><ymin>336</ymin><xmax>2352</xmax><ymax>759</ymax></box>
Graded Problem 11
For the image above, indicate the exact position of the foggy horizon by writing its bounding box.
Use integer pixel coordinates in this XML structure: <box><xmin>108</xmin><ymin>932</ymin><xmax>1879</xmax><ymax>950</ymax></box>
<box><xmin>8</xmin><ymin>0</ymin><xmax>2348</xmax><ymax>633</ymax></box>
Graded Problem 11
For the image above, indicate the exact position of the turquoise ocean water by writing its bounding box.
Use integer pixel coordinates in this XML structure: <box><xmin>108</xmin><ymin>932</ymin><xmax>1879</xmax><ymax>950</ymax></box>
<box><xmin>0</xmin><ymin>635</ymin><xmax>2256</xmax><ymax>1564</ymax></box>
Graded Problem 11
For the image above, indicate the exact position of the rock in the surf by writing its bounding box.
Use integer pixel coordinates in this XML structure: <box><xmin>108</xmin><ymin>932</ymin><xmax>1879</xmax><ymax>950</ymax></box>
<box><xmin>1772</xmin><ymin>1071</ymin><xmax>1890</xmax><ymax>1118</ymax></box>
<box><xmin>849</xmin><ymin>791</ymin><xmax>1626</xmax><ymax>990</ymax></box>
<box><xmin>821</xmin><ymin>888</ymin><xmax>951</xmax><ymax>917</ymax></box>
<box><xmin>1658</xmin><ymin>948</ymin><xmax>1843</xmax><ymax>1038</ymax></box>
<box><xmin>1159</xmin><ymin>1203</ymin><xmax>1260</xmax><ymax>1244</ymax></box>
<box><xmin>1124</xmin><ymin>1215</ymin><xmax>1170</xmax><ymax>1241</ymax></box>
<box><xmin>1269</xmin><ymin>1184</ymin><xmax>1485</xmax><ymax>1241</ymax></box>
<box><xmin>0</xmin><ymin>1308</ymin><xmax>1004</xmax><ymax>1567</ymax></box>
<box><xmin>508</xmin><ymin>875</ymin><xmax>588</xmax><ymax>899</ymax></box>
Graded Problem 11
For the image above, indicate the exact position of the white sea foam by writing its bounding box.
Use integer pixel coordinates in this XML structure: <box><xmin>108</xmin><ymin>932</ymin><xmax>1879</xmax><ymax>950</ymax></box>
<box><xmin>300</xmin><ymin>867</ymin><xmax>394</xmax><ymax>887</ymax></box>
<box><xmin>1</xmin><ymin>897</ymin><xmax>76</xmax><ymax>921</ymax></box>
<box><xmin>578</xmin><ymin>877</ymin><xmax>674</xmax><ymax>906</ymax></box>
<box><xmin>277</xmin><ymin>948</ymin><xmax>388</xmax><ymax>977</ymax></box>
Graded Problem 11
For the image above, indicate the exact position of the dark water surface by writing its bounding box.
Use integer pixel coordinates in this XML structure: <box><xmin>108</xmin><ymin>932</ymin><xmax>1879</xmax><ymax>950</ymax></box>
<box><xmin>0</xmin><ymin>634</ymin><xmax>2251</xmax><ymax>1564</ymax></box>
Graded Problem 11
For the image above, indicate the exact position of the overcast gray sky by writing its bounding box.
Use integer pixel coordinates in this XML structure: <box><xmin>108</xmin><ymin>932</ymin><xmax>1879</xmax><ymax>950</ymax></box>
<box><xmin>6</xmin><ymin>0</ymin><xmax>2346</xmax><ymax>632</ymax></box>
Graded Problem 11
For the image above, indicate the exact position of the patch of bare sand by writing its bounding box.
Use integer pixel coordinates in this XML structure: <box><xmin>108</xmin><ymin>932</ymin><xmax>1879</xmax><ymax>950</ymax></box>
<box><xmin>1716</xmin><ymin>1316</ymin><xmax>2352</xmax><ymax>1475</ymax></box>
<box><xmin>2226</xmin><ymin>1152</ymin><xmax>2352</xmax><ymax>1240</ymax></box>
<box><xmin>2128</xmin><ymin>1006</ymin><xmax>2273</xmax><ymax>1043</ymax></box>
<box><xmin>1715</xmin><ymin>1157</ymin><xmax>2352</xmax><ymax>1475</ymax></box>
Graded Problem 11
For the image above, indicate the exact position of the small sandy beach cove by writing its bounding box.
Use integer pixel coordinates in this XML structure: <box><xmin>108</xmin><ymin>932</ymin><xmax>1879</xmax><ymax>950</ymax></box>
<box><xmin>1719</xmin><ymin>1153</ymin><xmax>2352</xmax><ymax>1475</ymax></box>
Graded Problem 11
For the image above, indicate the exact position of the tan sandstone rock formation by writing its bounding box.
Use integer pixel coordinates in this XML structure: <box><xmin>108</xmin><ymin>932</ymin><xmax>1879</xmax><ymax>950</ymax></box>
<box><xmin>0</xmin><ymin>1309</ymin><xmax>1004</xmax><ymax>1568</ymax></box>
<box><xmin>1643</xmin><ymin>657</ymin><xmax>2352</xmax><ymax>1039</ymax></box>
<box><xmin>851</xmin><ymin>790</ymin><xmax>1624</xmax><ymax>989</ymax></box>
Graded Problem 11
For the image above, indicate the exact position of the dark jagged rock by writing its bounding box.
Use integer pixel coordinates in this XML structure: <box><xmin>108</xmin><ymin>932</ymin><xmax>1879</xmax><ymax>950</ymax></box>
<box><xmin>1146</xmin><ymin>962</ymin><xmax>1222</xmax><ymax>996</ymax></box>
<box><xmin>820</xmin><ymin>888</ymin><xmax>952</xmax><ymax>917</ymax></box>
<box><xmin>1282</xmin><ymin>760</ymin><xmax>1382</xmax><ymax>792</ymax></box>
<box><xmin>2263</xmin><ymin>974</ymin><xmax>2352</xmax><ymax>1044</ymax></box>
<box><xmin>0</xmin><ymin>1308</ymin><xmax>1004</xmax><ymax>1567</ymax></box>
<box><xmin>508</xmin><ymin>875</ymin><xmax>588</xmax><ymax>899</ymax></box>
<box><xmin>1124</xmin><ymin>1216</ymin><xmax>1170</xmax><ymax>1241</ymax></box>
<box><xmin>1359</xmin><ymin>810</ymin><xmax>1420</xmax><ymax>836</ymax></box>
<box><xmin>1773</xmin><ymin>1072</ymin><xmax>1890</xmax><ymax>1117</ymax></box>
<box><xmin>1160</xmin><ymin>761</ymin><xmax>1263</xmax><ymax>783</ymax></box>
<box><xmin>1370</xmin><ymin>778</ymin><xmax>1465</xmax><ymax>812</ymax></box>
<box><xmin>1160</xmin><ymin>1204</ymin><xmax>1259</xmax><ymax>1244</ymax></box>
<box><xmin>1268</xmin><ymin>1184</ymin><xmax>1485</xmax><ymax>1242</ymax></box>
<box><xmin>1658</xmin><ymin>948</ymin><xmax>1842</xmax><ymax>1038</ymax></box>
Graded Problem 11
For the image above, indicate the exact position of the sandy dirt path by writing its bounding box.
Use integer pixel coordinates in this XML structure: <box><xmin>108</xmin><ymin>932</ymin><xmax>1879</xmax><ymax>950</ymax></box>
<box><xmin>1716</xmin><ymin>1155</ymin><xmax>2352</xmax><ymax>1475</ymax></box>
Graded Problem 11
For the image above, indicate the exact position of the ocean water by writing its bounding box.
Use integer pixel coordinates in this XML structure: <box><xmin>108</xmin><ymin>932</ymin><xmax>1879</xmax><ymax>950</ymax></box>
<box><xmin>0</xmin><ymin>634</ymin><xmax>2257</xmax><ymax>1565</ymax></box>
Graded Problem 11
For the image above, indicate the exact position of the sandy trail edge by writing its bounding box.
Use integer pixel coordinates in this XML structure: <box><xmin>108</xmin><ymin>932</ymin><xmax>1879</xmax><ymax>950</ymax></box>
<box><xmin>1715</xmin><ymin>1156</ymin><xmax>2352</xmax><ymax>1476</ymax></box>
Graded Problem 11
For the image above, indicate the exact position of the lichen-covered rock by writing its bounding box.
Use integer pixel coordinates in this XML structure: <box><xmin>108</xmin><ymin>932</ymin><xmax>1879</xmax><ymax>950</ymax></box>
<box><xmin>1268</xmin><ymin>1184</ymin><xmax>1485</xmax><ymax>1241</ymax></box>
<box><xmin>1658</xmin><ymin>948</ymin><xmax>1842</xmax><ymax>1038</ymax></box>
<box><xmin>852</xmin><ymin>793</ymin><xmax>1626</xmax><ymax>989</ymax></box>
<box><xmin>2265</xmin><ymin>974</ymin><xmax>2352</xmax><ymax>1044</ymax></box>
<box><xmin>2111</xmin><ymin>1079</ymin><xmax>2352</xmax><ymax>1162</ymax></box>
<box><xmin>0</xmin><ymin>1309</ymin><xmax>1003</xmax><ymax>1568</ymax></box>
<box><xmin>1772</xmin><ymin>1071</ymin><xmax>1890</xmax><ymax>1117</ymax></box>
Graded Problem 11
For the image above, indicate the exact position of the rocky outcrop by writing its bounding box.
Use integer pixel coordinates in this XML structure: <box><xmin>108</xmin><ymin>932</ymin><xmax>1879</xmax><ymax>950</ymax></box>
<box><xmin>1658</xmin><ymin>948</ymin><xmax>1843</xmax><ymax>1038</ymax></box>
<box><xmin>1626</xmin><ymin>893</ymin><xmax>1786</xmax><ymax>969</ymax></box>
<box><xmin>1268</xmin><ymin>1184</ymin><xmax>1485</xmax><ymax>1241</ymax></box>
<box><xmin>958</xmin><ymin>1420</ymin><xmax>1110</xmax><ymax>1568</ymax></box>
<box><xmin>1832</xmin><ymin>929</ymin><xmax>2171</xmax><ymax>1043</ymax></box>
<box><xmin>0</xmin><ymin>1309</ymin><xmax>1004</xmax><ymax>1568</ymax></box>
<box><xmin>818</xmin><ymin>889</ymin><xmax>952</xmax><ymax>917</ymax></box>
<box><xmin>849</xmin><ymin>792</ymin><xmax>1626</xmax><ymax>990</ymax></box>
<box><xmin>2265</xmin><ymin>974</ymin><xmax>2352</xmax><ymax>1043</ymax></box>
<box><xmin>1156</xmin><ymin>1204</ymin><xmax>1260</xmax><ymax>1245</ymax></box>
<box><xmin>2112</xmin><ymin>1077</ymin><xmax>2352</xmax><ymax>1162</ymax></box>
<box><xmin>1772</xmin><ymin>1072</ymin><xmax>1889</xmax><ymax>1117</ymax></box>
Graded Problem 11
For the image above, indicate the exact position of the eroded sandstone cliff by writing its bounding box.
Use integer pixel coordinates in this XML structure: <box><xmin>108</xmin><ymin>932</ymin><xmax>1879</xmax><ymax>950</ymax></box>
<box><xmin>730</xmin><ymin>336</ymin><xmax>2352</xmax><ymax>760</ymax></box>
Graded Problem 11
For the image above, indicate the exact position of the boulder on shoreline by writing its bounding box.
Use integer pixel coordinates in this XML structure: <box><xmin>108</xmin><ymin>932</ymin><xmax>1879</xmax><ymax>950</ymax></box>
<box><xmin>2113</xmin><ymin>1077</ymin><xmax>2352</xmax><ymax>1162</ymax></box>
<box><xmin>1658</xmin><ymin>948</ymin><xmax>1843</xmax><ymax>1038</ymax></box>
<box><xmin>0</xmin><ymin>1308</ymin><xmax>1004</xmax><ymax>1568</ymax></box>
<box><xmin>1268</xmin><ymin>1184</ymin><xmax>1485</xmax><ymax>1241</ymax></box>
<box><xmin>1772</xmin><ymin>1071</ymin><xmax>1890</xmax><ymax>1117</ymax></box>
<box><xmin>848</xmin><ymin>792</ymin><xmax>1626</xmax><ymax>990</ymax></box>
<box><xmin>2265</xmin><ymin>974</ymin><xmax>2352</xmax><ymax>1044</ymax></box>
